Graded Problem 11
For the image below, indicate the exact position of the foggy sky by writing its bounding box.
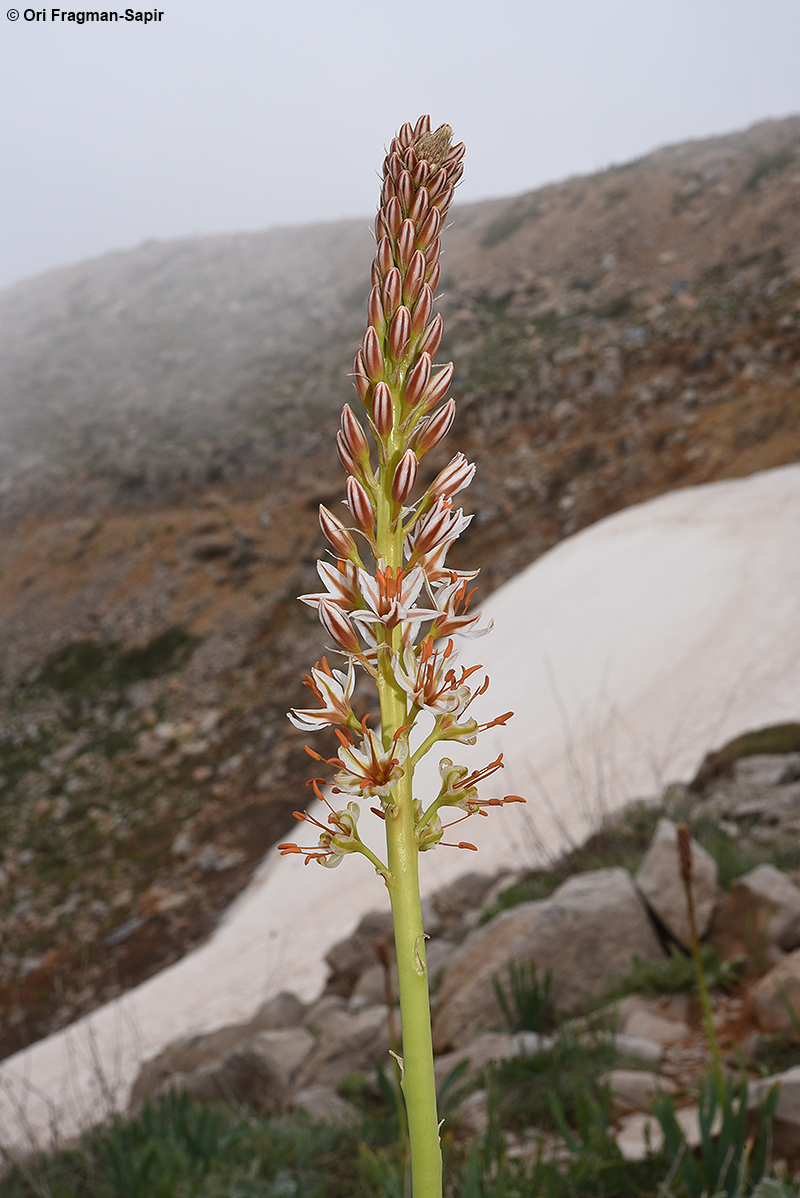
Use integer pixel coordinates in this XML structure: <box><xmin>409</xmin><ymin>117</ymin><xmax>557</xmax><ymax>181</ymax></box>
<box><xmin>2</xmin><ymin>0</ymin><xmax>800</xmax><ymax>290</ymax></box>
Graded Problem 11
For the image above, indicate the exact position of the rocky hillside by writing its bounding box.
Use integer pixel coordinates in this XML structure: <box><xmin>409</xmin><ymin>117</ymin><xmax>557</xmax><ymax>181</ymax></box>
<box><xmin>1</xmin><ymin>116</ymin><xmax>799</xmax><ymax>1060</ymax></box>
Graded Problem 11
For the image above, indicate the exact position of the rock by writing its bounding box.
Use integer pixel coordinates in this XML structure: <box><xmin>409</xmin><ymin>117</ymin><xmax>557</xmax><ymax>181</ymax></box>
<box><xmin>428</xmin><ymin>872</ymin><xmax>498</xmax><ymax>940</ymax></box>
<box><xmin>129</xmin><ymin>1026</ymin><xmax>314</xmax><ymax>1113</ymax></box>
<box><xmin>452</xmin><ymin>1088</ymin><xmax>489</xmax><ymax>1134</ymax></box>
<box><xmin>749</xmin><ymin>1064</ymin><xmax>800</xmax><ymax>1158</ymax></box>
<box><xmin>635</xmin><ymin>818</ymin><xmax>718</xmax><ymax>948</ymax></box>
<box><xmin>290</xmin><ymin>1084</ymin><xmax>360</xmax><ymax>1127</ymax></box>
<box><xmin>750</xmin><ymin>950</ymin><xmax>800</xmax><ymax>1038</ymax></box>
<box><xmin>602</xmin><ymin>1068</ymin><xmax>677</xmax><ymax>1114</ymax></box>
<box><xmin>622</xmin><ymin>1009</ymin><xmax>690</xmax><ymax>1046</ymax></box>
<box><xmin>432</xmin><ymin>868</ymin><xmax>665</xmax><ymax>1051</ymax></box>
<box><xmin>323</xmin><ymin>909</ymin><xmax>395</xmax><ymax>997</ymax></box>
<box><xmin>291</xmin><ymin>1004</ymin><xmax>393</xmax><ymax>1090</ymax></box>
<box><xmin>709</xmin><ymin>864</ymin><xmax>800</xmax><ymax>966</ymax></box>
<box><xmin>251</xmin><ymin>990</ymin><xmax>307</xmax><ymax>1031</ymax></box>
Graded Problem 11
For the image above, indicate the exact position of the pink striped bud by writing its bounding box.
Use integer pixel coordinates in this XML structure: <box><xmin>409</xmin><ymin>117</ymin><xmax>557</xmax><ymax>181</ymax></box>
<box><xmin>413</xmin><ymin>397</ymin><xmax>456</xmax><ymax>454</ymax></box>
<box><xmin>337</xmin><ymin>430</ymin><xmax>361</xmax><ymax>479</ymax></box>
<box><xmin>409</xmin><ymin>187</ymin><xmax>430</xmax><ymax>225</ymax></box>
<box><xmin>412</xmin><ymin>499</ymin><xmax>454</xmax><ymax>555</ymax></box>
<box><xmin>416</xmin><ymin>314</ymin><xmax>443</xmax><ymax>358</ymax></box>
<box><xmin>383</xmin><ymin>196</ymin><xmax>402</xmax><ymax>239</ymax></box>
<box><xmin>413</xmin><ymin>159</ymin><xmax>430</xmax><ymax>188</ymax></box>
<box><xmin>391</xmin><ymin>449</ymin><xmax>418</xmax><ymax>504</ymax></box>
<box><xmin>427</xmin><ymin>168</ymin><xmax>449</xmax><ymax>200</ymax></box>
<box><xmin>341</xmin><ymin>404</ymin><xmax>370</xmax><ymax>462</ymax></box>
<box><xmin>397</xmin><ymin>170</ymin><xmax>414</xmax><ymax>213</ymax></box>
<box><xmin>386</xmin><ymin>152</ymin><xmax>403</xmax><ymax>181</ymax></box>
<box><xmin>396</xmin><ymin>220</ymin><xmax>416</xmax><ymax>268</ymax></box>
<box><xmin>398</xmin><ymin>121</ymin><xmax>414</xmax><ymax>147</ymax></box>
<box><xmin>419</xmin><ymin>361</ymin><xmax>454</xmax><ymax>413</ymax></box>
<box><xmin>372</xmin><ymin>381</ymin><xmax>393</xmax><ymax>436</ymax></box>
<box><xmin>403</xmin><ymin>252</ymin><xmax>426</xmax><ymax>304</ymax></box>
<box><xmin>403</xmin><ymin>352</ymin><xmax>432</xmax><ymax>409</ymax></box>
<box><xmin>446</xmin><ymin>141</ymin><xmax>466</xmax><ymax>167</ymax></box>
<box><xmin>362</xmin><ymin>326</ymin><xmax>384</xmax><ymax>382</ymax></box>
<box><xmin>424</xmin><ymin>240</ymin><xmax>441</xmax><ymax>274</ymax></box>
<box><xmin>388</xmin><ymin>305</ymin><xmax>411</xmax><ymax>361</ymax></box>
<box><xmin>319</xmin><ymin>599</ymin><xmax>361</xmax><ymax>655</ymax></box>
<box><xmin>376</xmin><ymin>236</ymin><xmax>393</xmax><ymax>279</ymax></box>
<box><xmin>430</xmin><ymin>452</ymin><xmax>476</xmax><ymax>499</ymax></box>
<box><xmin>403</xmin><ymin>147</ymin><xmax>416</xmax><ymax>172</ymax></box>
<box><xmin>432</xmin><ymin>184</ymin><xmax>455</xmax><ymax>212</ymax></box>
<box><xmin>410</xmin><ymin>286</ymin><xmax>433</xmax><ymax>335</ymax></box>
<box><xmin>367</xmin><ymin>284</ymin><xmax>384</xmax><ymax>331</ymax></box>
<box><xmin>319</xmin><ymin>504</ymin><xmax>357</xmax><ymax>558</ymax></box>
<box><xmin>381</xmin><ymin>174</ymin><xmax>396</xmax><ymax>205</ymax></box>
<box><xmin>353</xmin><ymin>352</ymin><xmax>370</xmax><ymax>404</ymax></box>
<box><xmin>346</xmin><ymin>476</ymin><xmax>375</xmax><ymax>534</ymax></box>
<box><xmin>426</xmin><ymin>260</ymin><xmax>441</xmax><ymax>293</ymax></box>
<box><xmin>412</xmin><ymin>114</ymin><xmax>430</xmax><ymax>139</ymax></box>
<box><xmin>448</xmin><ymin>161</ymin><xmax>465</xmax><ymax>186</ymax></box>
<box><xmin>381</xmin><ymin>268</ymin><xmax>402</xmax><ymax>319</ymax></box>
<box><xmin>416</xmin><ymin>207</ymin><xmax>441</xmax><ymax>251</ymax></box>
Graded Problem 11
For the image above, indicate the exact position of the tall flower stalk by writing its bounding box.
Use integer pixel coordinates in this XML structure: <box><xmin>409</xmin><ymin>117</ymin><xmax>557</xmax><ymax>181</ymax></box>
<box><xmin>280</xmin><ymin>116</ymin><xmax>523</xmax><ymax>1198</ymax></box>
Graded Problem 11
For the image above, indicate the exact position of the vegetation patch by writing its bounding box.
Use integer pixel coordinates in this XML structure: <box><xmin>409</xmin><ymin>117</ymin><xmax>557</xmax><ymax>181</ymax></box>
<box><xmin>35</xmin><ymin>626</ymin><xmax>199</xmax><ymax>697</ymax></box>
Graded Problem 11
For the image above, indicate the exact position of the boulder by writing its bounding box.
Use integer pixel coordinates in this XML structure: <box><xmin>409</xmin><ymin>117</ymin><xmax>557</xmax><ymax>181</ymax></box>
<box><xmin>431</xmin><ymin>868</ymin><xmax>665</xmax><ymax>1052</ymax></box>
<box><xmin>602</xmin><ymin>1068</ymin><xmax>677</xmax><ymax>1114</ymax></box>
<box><xmin>290</xmin><ymin>1084</ymin><xmax>361</xmax><ymax>1127</ymax></box>
<box><xmin>635</xmin><ymin>818</ymin><xmax>718</xmax><ymax>949</ymax></box>
<box><xmin>291</xmin><ymin>1003</ymin><xmax>393</xmax><ymax>1090</ymax></box>
<box><xmin>323</xmin><ymin>909</ymin><xmax>395</xmax><ymax>997</ymax></box>
<box><xmin>709</xmin><ymin>864</ymin><xmax>800</xmax><ymax>966</ymax></box>
<box><xmin>129</xmin><ymin>1026</ymin><xmax>314</xmax><ymax>1113</ymax></box>
<box><xmin>749</xmin><ymin>949</ymin><xmax>800</xmax><ymax>1038</ymax></box>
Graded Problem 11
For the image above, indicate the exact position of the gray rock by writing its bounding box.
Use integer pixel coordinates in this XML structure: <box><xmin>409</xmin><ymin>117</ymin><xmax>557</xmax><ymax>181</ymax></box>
<box><xmin>750</xmin><ymin>949</ymin><xmax>800</xmax><ymax>1038</ymax></box>
<box><xmin>602</xmin><ymin>1068</ymin><xmax>677</xmax><ymax>1114</ymax></box>
<box><xmin>290</xmin><ymin>1084</ymin><xmax>361</xmax><ymax>1127</ymax></box>
<box><xmin>431</xmin><ymin>868</ymin><xmax>665</xmax><ymax>1051</ymax></box>
<box><xmin>635</xmin><ymin>818</ymin><xmax>718</xmax><ymax>949</ymax></box>
<box><xmin>709</xmin><ymin>864</ymin><xmax>800</xmax><ymax>965</ymax></box>
<box><xmin>323</xmin><ymin>909</ymin><xmax>395</xmax><ymax>997</ymax></box>
<box><xmin>292</xmin><ymin>1004</ymin><xmax>393</xmax><ymax>1090</ymax></box>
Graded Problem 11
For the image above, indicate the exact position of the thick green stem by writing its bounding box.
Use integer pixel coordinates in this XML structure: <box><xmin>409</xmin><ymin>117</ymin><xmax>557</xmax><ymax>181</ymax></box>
<box><xmin>376</xmin><ymin>431</ymin><xmax>442</xmax><ymax>1198</ymax></box>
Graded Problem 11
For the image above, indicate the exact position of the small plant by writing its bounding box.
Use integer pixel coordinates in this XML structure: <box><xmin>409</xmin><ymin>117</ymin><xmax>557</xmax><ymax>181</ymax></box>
<box><xmin>653</xmin><ymin>1072</ymin><xmax>780</xmax><ymax>1198</ymax></box>
<box><xmin>492</xmin><ymin>959</ymin><xmax>556</xmax><ymax>1035</ymax></box>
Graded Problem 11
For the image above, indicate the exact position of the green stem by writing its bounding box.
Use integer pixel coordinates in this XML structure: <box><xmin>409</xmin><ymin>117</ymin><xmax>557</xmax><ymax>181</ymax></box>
<box><xmin>376</xmin><ymin>430</ymin><xmax>442</xmax><ymax>1198</ymax></box>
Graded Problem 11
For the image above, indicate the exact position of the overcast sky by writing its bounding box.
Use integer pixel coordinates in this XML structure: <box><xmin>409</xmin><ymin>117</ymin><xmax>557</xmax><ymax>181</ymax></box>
<box><xmin>2</xmin><ymin>0</ymin><xmax>800</xmax><ymax>291</ymax></box>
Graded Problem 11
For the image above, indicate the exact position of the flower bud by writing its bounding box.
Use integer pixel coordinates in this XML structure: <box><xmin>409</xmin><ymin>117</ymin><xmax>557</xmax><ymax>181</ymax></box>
<box><xmin>409</xmin><ymin>187</ymin><xmax>430</xmax><ymax>225</ymax></box>
<box><xmin>388</xmin><ymin>306</ymin><xmax>411</xmax><ymax>361</ymax></box>
<box><xmin>413</xmin><ymin>397</ymin><xmax>456</xmax><ymax>454</ymax></box>
<box><xmin>381</xmin><ymin>174</ymin><xmax>396</xmax><ymax>205</ymax></box>
<box><xmin>353</xmin><ymin>352</ymin><xmax>370</xmax><ymax>404</ymax></box>
<box><xmin>376</xmin><ymin>236</ymin><xmax>393</xmax><ymax>279</ymax></box>
<box><xmin>427</xmin><ymin>168</ymin><xmax>448</xmax><ymax>200</ymax></box>
<box><xmin>403</xmin><ymin>352</ymin><xmax>432</xmax><ymax>409</ymax></box>
<box><xmin>432</xmin><ymin>184</ymin><xmax>455</xmax><ymax>212</ymax></box>
<box><xmin>381</xmin><ymin>267</ymin><xmax>402</xmax><ymax>319</ymax></box>
<box><xmin>341</xmin><ymin>404</ymin><xmax>370</xmax><ymax>462</ymax></box>
<box><xmin>372</xmin><ymin>381</ymin><xmax>393</xmax><ymax>435</ymax></box>
<box><xmin>362</xmin><ymin>326</ymin><xmax>384</xmax><ymax>382</ymax></box>
<box><xmin>386</xmin><ymin>152</ymin><xmax>403</xmax><ymax>181</ymax></box>
<box><xmin>383</xmin><ymin>195</ymin><xmax>402</xmax><ymax>239</ymax></box>
<box><xmin>367</xmin><ymin>285</ymin><xmax>384</xmax><ymax>332</ymax></box>
<box><xmin>410</xmin><ymin>286</ymin><xmax>433</xmax><ymax>335</ymax></box>
<box><xmin>416</xmin><ymin>207</ymin><xmax>441</xmax><ymax>251</ymax></box>
<box><xmin>391</xmin><ymin>449</ymin><xmax>418</xmax><ymax>504</ymax></box>
<box><xmin>346</xmin><ymin>476</ymin><xmax>375</xmax><ymax>534</ymax></box>
<box><xmin>398</xmin><ymin>121</ymin><xmax>414</xmax><ymax>147</ymax></box>
<box><xmin>336</xmin><ymin>430</ymin><xmax>361</xmax><ymax>479</ymax></box>
<box><xmin>412</xmin><ymin>159</ymin><xmax>430</xmax><ymax>188</ymax></box>
<box><xmin>396</xmin><ymin>220</ymin><xmax>416</xmax><ymax>268</ymax></box>
<box><xmin>430</xmin><ymin>452</ymin><xmax>476</xmax><ymax>499</ymax></box>
<box><xmin>403</xmin><ymin>252</ymin><xmax>426</xmax><ymax>305</ymax></box>
<box><xmin>427</xmin><ymin>261</ymin><xmax>441</xmax><ymax>292</ymax></box>
<box><xmin>319</xmin><ymin>504</ymin><xmax>357</xmax><ymax>558</ymax></box>
<box><xmin>419</xmin><ymin>361</ymin><xmax>454</xmax><ymax>413</ymax></box>
<box><xmin>319</xmin><ymin>599</ymin><xmax>361</xmax><ymax>655</ymax></box>
<box><xmin>412</xmin><ymin>114</ymin><xmax>430</xmax><ymax>139</ymax></box>
<box><xmin>416</xmin><ymin>314</ymin><xmax>443</xmax><ymax>358</ymax></box>
<box><xmin>424</xmin><ymin>240</ymin><xmax>441</xmax><ymax>274</ymax></box>
<box><xmin>397</xmin><ymin>170</ymin><xmax>414</xmax><ymax>213</ymax></box>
